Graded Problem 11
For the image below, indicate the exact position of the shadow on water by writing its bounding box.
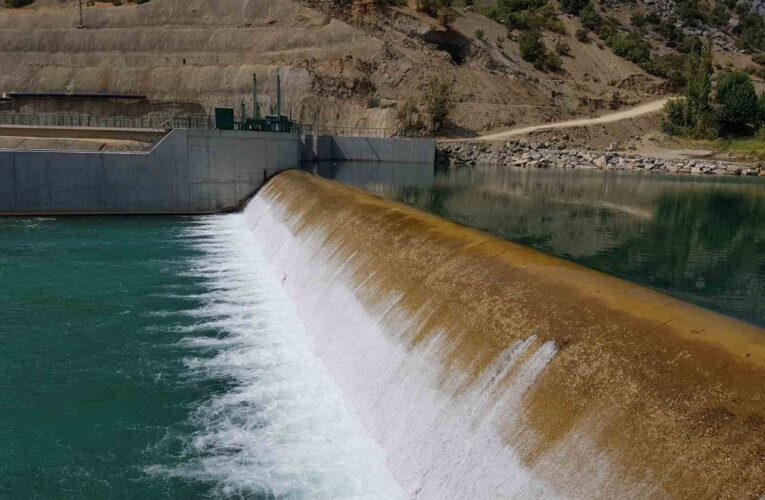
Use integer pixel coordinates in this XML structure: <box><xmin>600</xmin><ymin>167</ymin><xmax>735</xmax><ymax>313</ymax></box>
<box><xmin>307</xmin><ymin>162</ymin><xmax>765</xmax><ymax>327</ymax></box>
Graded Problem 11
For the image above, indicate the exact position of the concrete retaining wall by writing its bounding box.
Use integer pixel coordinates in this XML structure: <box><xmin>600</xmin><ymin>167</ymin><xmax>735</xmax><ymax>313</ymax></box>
<box><xmin>0</xmin><ymin>129</ymin><xmax>299</xmax><ymax>214</ymax></box>
<box><xmin>301</xmin><ymin>134</ymin><xmax>435</xmax><ymax>164</ymax></box>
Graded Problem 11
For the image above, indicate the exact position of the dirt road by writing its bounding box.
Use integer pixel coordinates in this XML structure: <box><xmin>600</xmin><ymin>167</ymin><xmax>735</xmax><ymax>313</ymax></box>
<box><xmin>468</xmin><ymin>98</ymin><xmax>669</xmax><ymax>142</ymax></box>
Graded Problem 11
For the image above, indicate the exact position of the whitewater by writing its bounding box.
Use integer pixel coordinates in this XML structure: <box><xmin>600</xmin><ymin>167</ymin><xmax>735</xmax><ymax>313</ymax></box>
<box><xmin>160</xmin><ymin>214</ymin><xmax>402</xmax><ymax>499</ymax></box>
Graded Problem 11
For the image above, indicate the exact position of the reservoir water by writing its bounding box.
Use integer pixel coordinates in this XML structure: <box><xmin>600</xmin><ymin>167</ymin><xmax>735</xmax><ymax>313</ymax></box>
<box><xmin>308</xmin><ymin>162</ymin><xmax>765</xmax><ymax>328</ymax></box>
<box><xmin>1</xmin><ymin>162</ymin><xmax>763</xmax><ymax>497</ymax></box>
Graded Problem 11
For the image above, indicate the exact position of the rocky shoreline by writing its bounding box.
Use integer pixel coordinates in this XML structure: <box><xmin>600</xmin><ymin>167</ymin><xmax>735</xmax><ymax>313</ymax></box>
<box><xmin>438</xmin><ymin>140</ymin><xmax>765</xmax><ymax>176</ymax></box>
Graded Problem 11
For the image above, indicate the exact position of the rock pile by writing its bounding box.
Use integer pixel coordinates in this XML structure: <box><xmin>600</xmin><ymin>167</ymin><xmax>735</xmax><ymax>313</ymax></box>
<box><xmin>438</xmin><ymin>141</ymin><xmax>765</xmax><ymax>176</ymax></box>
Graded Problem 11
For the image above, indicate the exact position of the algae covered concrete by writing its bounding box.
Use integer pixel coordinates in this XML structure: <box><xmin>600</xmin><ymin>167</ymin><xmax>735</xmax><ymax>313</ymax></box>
<box><xmin>252</xmin><ymin>169</ymin><xmax>765</xmax><ymax>498</ymax></box>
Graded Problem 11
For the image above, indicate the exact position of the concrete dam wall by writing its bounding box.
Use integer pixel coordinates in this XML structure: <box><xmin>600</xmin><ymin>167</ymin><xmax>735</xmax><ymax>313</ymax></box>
<box><xmin>0</xmin><ymin>131</ymin><xmax>434</xmax><ymax>215</ymax></box>
<box><xmin>0</xmin><ymin>129</ymin><xmax>299</xmax><ymax>214</ymax></box>
<box><xmin>245</xmin><ymin>170</ymin><xmax>765</xmax><ymax>499</ymax></box>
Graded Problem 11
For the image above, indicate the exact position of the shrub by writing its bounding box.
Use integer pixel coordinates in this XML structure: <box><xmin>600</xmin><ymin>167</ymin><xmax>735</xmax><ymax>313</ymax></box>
<box><xmin>715</xmin><ymin>70</ymin><xmax>759</xmax><ymax>131</ymax></box>
<box><xmin>642</xmin><ymin>53</ymin><xmax>687</xmax><ymax>90</ymax></box>
<box><xmin>578</xmin><ymin>3</ymin><xmax>602</xmax><ymax>31</ymax></box>
<box><xmin>519</xmin><ymin>29</ymin><xmax>547</xmax><ymax>65</ymax></box>
<box><xmin>630</xmin><ymin>12</ymin><xmax>647</xmax><ymax>28</ymax></box>
<box><xmin>4</xmin><ymin>0</ymin><xmax>33</xmax><ymax>6</ymax></box>
<box><xmin>416</xmin><ymin>0</ymin><xmax>452</xmax><ymax>17</ymax></box>
<box><xmin>736</xmin><ymin>12</ymin><xmax>765</xmax><ymax>52</ymax></box>
<box><xmin>560</xmin><ymin>0</ymin><xmax>588</xmax><ymax>15</ymax></box>
<box><xmin>506</xmin><ymin>3</ymin><xmax>565</xmax><ymax>33</ymax></box>
<box><xmin>575</xmin><ymin>28</ymin><xmax>590</xmax><ymax>42</ymax></box>
<box><xmin>555</xmin><ymin>38</ymin><xmax>571</xmax><ymax>55</ymax></box>
<box><xmin>710</xmin><ymin>4</ymin><xmax>730</xmax><ymax>27</ymax></box>
<box><xmin>422</xmin><ymin>77</ymin><xmax>456</xmax><ymax>132</ymax></box>
<box><xmin>475</xmin><ymin>29</ymin><xmax>485</xmax><ymax>41</ymax></box>
<box><xmin>519</xmin><ymin>29</ymin><xmax>561</xmax><ymax>71</ymax></box>
<box><xmin>611</xmin><ymin>32</ymin><xmax>651</xmax><ymax>64</ymax></box>
<box><xmin>396</xmin><ymin>98</ymin><xmax>426</xmax><ymax>137</ymax></box>
<box><xmin>662</xmin><ymin>97</ymin><xmax>688</xmax><ymax>134</ymax></box>
<box><xmin>675</xmin><ymin>0</ymin><xmax>708</xmax><ymax>26</ymax></box>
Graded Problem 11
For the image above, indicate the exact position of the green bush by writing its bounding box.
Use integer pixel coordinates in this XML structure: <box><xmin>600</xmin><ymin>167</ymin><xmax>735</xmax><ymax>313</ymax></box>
<box><xmin>422</xmin><ymin>77</ymin><xmax>456</xmax><ymax>132</ymax></box>
<box><xmin>735</xmin><ymin>12</ymin><xmax>765</xmax><ymax>52</ymax></box>
<box><xmin>611</xmin><ymin>32</ymin><xmax>651</xmax><ymax>64</ymax></box>
<box><xmin>630</xmin><ymin>12</ymin><xmax>647</xmax><ymax>28</ymax></box>
<box><xmin>560</xmin><ymin>0</ymin><xmax>588</xmax><ymax>15</ymax></box>
<box><xmin>578</xmin><ymin>3</ymin><xmax>602</xmax><ymax>31</ymax></box>
<box><xmin>504</xmin><ymin>3</ymin><xmax>564</xmax><ymax>33</ymax></box>
<box><xmin>642</xmin><ymin>53</ymin><xmax>687</xmax><ymax>90</ymax></box>
<box><xmin>710</xmin><ymin>4</ymin><xmax>730</xmax><ymax>27</ymax></box>
<box><xmin>519</xmin><ymin>29</ymin><xmax>547</xmax><ymax>64</ymax></box>
<box><xmin>416</xmin><ymin>0</ymin><xmax>452</xmax><ymax>17</ymax></box>
<box><xmin>518</xmin><ymin>29</ymin><xmax>561</xmax><ymax>71</ymax></box>
<box><xmin>575</xmin><ymin>28</ymin><xmax>590</xmax><ymax>42</ymax></box>
<box><xmin>4</xmin><ymin>0</ymin><xmax>33</xmax><ymax>6</ymax></box>
<box><xmin>716</xmin><ymin>70</ymin><xmax>759</xmax><ymax>131</ymax></box>
<box><xmin>675</xmin><ymin>0</ymin><xmax>708</xmax><ymax>26</ymax></box>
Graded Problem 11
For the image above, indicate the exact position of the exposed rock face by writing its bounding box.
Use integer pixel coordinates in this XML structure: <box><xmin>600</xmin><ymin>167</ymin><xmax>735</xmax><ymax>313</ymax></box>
<box><xmin>438</xmin><ymin>140</ymin><xmax>764</xmax><ymax>176</ymax></box>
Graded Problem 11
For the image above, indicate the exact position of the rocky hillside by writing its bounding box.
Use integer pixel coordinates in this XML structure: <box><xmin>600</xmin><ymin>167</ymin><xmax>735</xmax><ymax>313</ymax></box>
<box><xmin>0</xmin><ymin>0</ymin><xmax>761</xmax><ymax>136</ymax></box>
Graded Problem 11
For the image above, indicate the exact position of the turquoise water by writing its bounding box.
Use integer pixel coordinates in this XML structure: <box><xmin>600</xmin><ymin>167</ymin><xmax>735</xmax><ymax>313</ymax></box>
<box><xmin>0</xmin><ymin>215</ymin><xmax>397</xmax><ymax>499</ymax></box>
<box><xmin>0</xmin><ymin>217</ymin><xmax>211</xmax><ymax>498</ymax></box>
<box><xmin>308</xmin><ymin>162</ymin><xmax>765</xmax><ymax>327</ymax></box>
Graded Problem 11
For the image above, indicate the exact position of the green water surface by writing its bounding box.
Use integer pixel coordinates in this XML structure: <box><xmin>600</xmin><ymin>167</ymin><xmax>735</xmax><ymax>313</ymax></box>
<box><xmin>0</xmin><ymin>217</ymin><xmax>215</xmax><ymax>498</ymax></box>
<box><xmin>309</xmin><ymin>162</ymin><xmax>765</xmax><ymax>327</ymax></box>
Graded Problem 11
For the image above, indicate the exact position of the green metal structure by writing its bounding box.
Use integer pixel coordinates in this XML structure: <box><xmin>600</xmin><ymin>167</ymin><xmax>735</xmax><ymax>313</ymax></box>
<box><xmin>218</xmin><ymin>71</ymin><xmax>297</xmax><ymax>133</ymax></box>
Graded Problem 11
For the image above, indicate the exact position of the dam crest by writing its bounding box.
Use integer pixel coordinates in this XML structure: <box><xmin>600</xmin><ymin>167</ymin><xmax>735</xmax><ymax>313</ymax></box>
<box><xmin>239</xmin><ymin>170</ymin><xmax>764</xmax><ymax>499</ymax></box>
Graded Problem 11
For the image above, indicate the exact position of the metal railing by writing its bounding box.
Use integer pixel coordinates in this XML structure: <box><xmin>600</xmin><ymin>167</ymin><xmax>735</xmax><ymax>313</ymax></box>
<box><xmin>0</xmin><ymin>113</ymin><xmax>415</xmax><ymax>138</ymax></box>
<box><xmin>303</xmin><ymin>124</ymin><xmax>398</xmax><ymax>138</ymax></box>
<box><xmin>0</xmin><ymin>113</ymin><xmax>216</xmax><ymax>130</ymax></box>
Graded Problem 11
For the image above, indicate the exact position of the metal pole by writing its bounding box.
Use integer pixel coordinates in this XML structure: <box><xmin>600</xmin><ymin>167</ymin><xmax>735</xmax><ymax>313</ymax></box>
<box><xmin>253</xmin><ymin>73</ymin><xmax>260</xmax><ymax>120</ymax></box>
<box><xmin>78</xmin><ymin>0</ymin><xmax>84</xmax><ymax>27</ymax></box>
<box><xmin>276</xmin><ymin>69</ymin><xmax>282</xmax><ymax>131</ymax></box>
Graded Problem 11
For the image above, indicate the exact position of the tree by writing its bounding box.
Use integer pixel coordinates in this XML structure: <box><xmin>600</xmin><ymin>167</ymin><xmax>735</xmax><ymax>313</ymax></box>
<box><xmin>685</xmin><ymin>40</ymin><xmax>716</xmax><ymax>138</ymax></box>
<box><xmin>715</xmin><ymin>70</ymin><xmax>759</xmax><ymax>131</ymax></box>
<box><xmin>662</xmin><ymin>40</ymin><xmax>718</xmax><ymax>138</ymax></box>
<box><xmin>422</xmin><ymin>77</ymin><xmax>456</xmax><ymax>132</ymax></box>
<box><xmin>396</xmin><ymin>98</ymin><xmax>426</xmax><ymax>137</ymax></box>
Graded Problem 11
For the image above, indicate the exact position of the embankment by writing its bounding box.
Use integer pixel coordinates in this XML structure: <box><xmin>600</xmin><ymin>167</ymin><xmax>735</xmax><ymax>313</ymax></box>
<box><xmin>245</xmin><ymin>170</ymin><xmax>765</xmax><ymax>498</ymax></box>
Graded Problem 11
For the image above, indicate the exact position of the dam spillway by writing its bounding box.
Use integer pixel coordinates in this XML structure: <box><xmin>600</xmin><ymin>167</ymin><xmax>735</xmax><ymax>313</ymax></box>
<box><xmin>242</xmin><ymin>170</ymin><xmax>764</xmax><ymax>498</ymax></box>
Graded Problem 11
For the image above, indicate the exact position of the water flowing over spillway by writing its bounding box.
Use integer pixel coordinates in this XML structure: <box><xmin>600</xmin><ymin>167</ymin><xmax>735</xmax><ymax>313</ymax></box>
<box><xmin>240</xmin><ymin>170</ymin><xmax>764</xmax><ymax>499</ymax></box>
<box><xmin>162</xmin><ymin>216</ymin><xmax>402</xmax><ymax>498</ymax></box>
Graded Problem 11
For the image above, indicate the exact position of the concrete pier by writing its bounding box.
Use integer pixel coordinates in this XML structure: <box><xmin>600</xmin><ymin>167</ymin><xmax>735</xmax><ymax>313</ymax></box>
<box><xmin>0</xmin><ymin>129</ymin><xmax>435</xmax><ymax>215</ymax></box>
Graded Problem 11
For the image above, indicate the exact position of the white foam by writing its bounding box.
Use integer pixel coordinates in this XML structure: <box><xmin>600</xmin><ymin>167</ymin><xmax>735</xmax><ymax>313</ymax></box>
<box><xmin>243</xmin><ymin>197</ymin><xmax>564</xmax><ymax>499</ymax></box>
<box><xmin>157</xmin><ymin>215</ymin><xmax>402</xmax><ymax>499</ymax></box>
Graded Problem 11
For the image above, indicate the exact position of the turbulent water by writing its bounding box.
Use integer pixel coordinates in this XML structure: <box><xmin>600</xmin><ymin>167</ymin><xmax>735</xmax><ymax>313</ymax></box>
<box><xmin>2</xmin><ymin>164</ymin><xmax>763</xmax><ymax>498</ymax></box>
<box><xmin>308</xmin><ymin>162</ymin><xmax>765</xmax><ymax>327</ymax></box>
<box><xmin>0</xmin><ymin>215</ymin><xmax>399</xmax><ymax>499</ymax></box>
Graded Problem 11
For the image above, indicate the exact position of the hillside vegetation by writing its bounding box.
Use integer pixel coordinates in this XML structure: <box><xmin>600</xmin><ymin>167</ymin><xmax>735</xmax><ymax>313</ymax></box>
<box><xmin>1</xmin><ymin>0</ymin><xmax>763</xmax><ymax>137</ymax></box>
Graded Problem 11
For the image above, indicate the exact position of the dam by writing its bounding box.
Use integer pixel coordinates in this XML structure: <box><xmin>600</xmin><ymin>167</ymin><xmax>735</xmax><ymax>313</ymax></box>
<box><xmin>0</xmin><ymin>126</ymin><xmax>435</xmax><ymax>214</ymax></box>
<box><xmin>1</xmin><ymin>163</ymin><xmax>763</xmax><ymax>497</ymax></box>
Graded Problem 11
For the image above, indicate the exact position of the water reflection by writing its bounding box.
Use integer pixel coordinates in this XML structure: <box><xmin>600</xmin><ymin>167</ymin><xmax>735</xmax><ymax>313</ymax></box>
<box><xmin>306</xmin><ymin>162</ymin><xmax>765</xmax><ymax>327</ymax></box>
